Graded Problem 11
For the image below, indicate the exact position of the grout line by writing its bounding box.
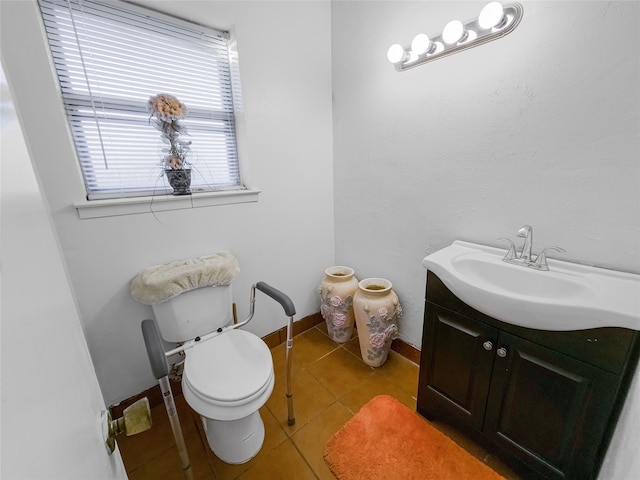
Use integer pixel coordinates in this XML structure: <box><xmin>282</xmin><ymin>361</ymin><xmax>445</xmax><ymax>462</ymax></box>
<box><xmin>288</xmin><ymin>432</ymin><xmax>322</xmax><ymax>480</ymax></box>
<box><xmin>313</xmin><ymin>323</ymin><xmax>331</xmax><ymax>339</ymax></box>
<box><xmin>311</xmin><ymin>344</ymin><xmax>343</xmax><ymax>364</ymax></box>
<box><xmin>340</xmin><ymin>343</ymin><xmax>368</xmax><ymax>364</ymax></box>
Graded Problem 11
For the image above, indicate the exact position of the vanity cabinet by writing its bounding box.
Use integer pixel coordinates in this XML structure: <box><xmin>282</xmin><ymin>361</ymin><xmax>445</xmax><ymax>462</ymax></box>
<box><xmin>418</xmin><ymin>272</ymin><xmax>640</xmax><ymax>480</ymax></box>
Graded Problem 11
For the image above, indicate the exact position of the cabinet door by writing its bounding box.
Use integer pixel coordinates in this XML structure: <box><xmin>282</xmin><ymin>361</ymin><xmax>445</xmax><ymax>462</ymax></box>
<box><xmin>418</xmin><ymin>304</ymin><xmax>498</xmax><ymax>430</ymax></box>
<box><xmin>484</xmin><ymin>331</ymin><xmax>619</xmax><ymax>480</ymax></box>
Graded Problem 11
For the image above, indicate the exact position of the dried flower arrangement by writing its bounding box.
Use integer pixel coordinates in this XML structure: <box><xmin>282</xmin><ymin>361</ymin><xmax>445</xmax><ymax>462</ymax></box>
<box><xmin>147</xmin><ymin>94</ymin><xmax>191</xmax><ymax>170</ymax></box>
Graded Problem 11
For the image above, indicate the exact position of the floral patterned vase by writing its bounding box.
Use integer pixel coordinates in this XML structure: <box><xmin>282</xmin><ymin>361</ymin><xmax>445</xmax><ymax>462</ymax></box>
<box><xmin>165</xmin><ymin>168</ymin><xmax>192</xmax><ymax>195</ymax></box>
<box><xmin>353</xmin><ymin>278</ymin><xmax>401</xmax><ymax>367</ymax></box>
<box><xmin>319</xmin><ymin>266</ymin><xmax>359</xmax><ymax>343</ymax></box>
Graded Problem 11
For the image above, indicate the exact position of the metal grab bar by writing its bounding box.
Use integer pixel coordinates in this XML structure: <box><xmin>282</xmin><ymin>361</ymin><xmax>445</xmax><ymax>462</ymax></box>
<box><xmin>256</xmin><ymin>282</ymin><xmax>296</xmax><ymax>425</ymax></box>
<box><xmin>140</xmin><ymin>281</ymin><xmax>297</xmax><ymax>476</ymax></box>
<box><xmin>256</xmin><ymin>282</ymin><xmax>296</xmax><ymax>316</ymax></box>
<box><xmin>163</xmin><ymin>282</ymin><xmax>296</xmax><ymax>359</ymax></box>
<box><xmin>163</xmin><ymin>285</ymin><xmax>257</xmax><ymax>357</ymax></box>
<box><xmin>141</xmin><ymin>319</ymin><xmax>193</xmax><ymax>480</ymax></box>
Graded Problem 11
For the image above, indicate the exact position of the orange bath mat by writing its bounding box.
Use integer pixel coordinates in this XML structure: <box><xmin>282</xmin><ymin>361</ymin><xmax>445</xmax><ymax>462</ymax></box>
<box><xmin>324</xmin><ymin>395</ymin><xmax>506</xmax><ymax>480</ymax></box>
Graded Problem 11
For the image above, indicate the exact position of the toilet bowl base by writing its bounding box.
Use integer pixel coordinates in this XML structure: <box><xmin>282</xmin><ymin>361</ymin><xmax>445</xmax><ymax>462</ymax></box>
<box><xmin>202</xmin><ymin>410</ymin><xmax>265</xmax><ymax>464</ymax></box>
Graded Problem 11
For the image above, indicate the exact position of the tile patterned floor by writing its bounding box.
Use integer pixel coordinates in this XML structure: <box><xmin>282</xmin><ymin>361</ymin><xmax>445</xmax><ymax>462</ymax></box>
<box><xmin>118</xmin><ymin>324</ymin><xmax>520</xmax><ymax>479</ymax></box>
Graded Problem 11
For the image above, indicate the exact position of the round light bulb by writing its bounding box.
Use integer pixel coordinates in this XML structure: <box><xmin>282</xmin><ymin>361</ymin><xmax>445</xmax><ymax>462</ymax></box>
<box><xmin>442</xmin><ymin>20</ymin><xmax>465</xmax><ymax>45</ymax></box>
<box><xmin>479</xmin><ymin>2</ymin><xmax>505</xmax><ymax>29</ymax></box>
<box><xmin>411</xmin><ymin>33</ymin><xmax>431</xmax><ymax>55</ymax></box>
<box><xmin>387</xmin><ymin>44</ymin><xmax>406</xmax><ymax>64</ymax></box>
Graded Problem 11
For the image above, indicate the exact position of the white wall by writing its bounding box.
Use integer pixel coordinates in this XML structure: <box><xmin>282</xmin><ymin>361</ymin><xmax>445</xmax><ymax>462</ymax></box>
<box><xmin>2</xmin><ymin>0</ymin><xmax>639</xmax><ymax>476</ymax></box>
<box><xmin>1</xmin><ymin>69</ymin><xmax>127</xmax><ymax>479</ymax></box>
<box><xmin>331</xmin><ymin>1</ymin><xmax>639</xmax><ymax>478</ymax></box>
<box><xmin>1</xmin><ymin>0</ymin><xmax>334</xmax><ymax>406</ymax></box>
<box><xmin>331</xmin><ymin>0</ymin><xmax>639</xmax><ymax>348</ymax></box>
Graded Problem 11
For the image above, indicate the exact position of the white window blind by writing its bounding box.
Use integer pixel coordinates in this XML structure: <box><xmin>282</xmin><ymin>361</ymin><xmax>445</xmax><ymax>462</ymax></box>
<box><xmin>38</xmin><ymin>0</ymin><xmax>243</xmax><ymax>200</ymax></box>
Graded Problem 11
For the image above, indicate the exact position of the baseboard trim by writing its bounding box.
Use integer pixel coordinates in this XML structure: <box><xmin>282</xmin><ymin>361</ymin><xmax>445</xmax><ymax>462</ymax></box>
<box><xmin>390</xmin><ymin>338</ymin><xmax>421</xmax><ymax>364</ymax></box>
<box><xmin>111</xmin><ymin>312</ymin><xmax>419</xmax><ymax>416</ymax></box>
<box><xmin>260</xmin><ymin>312</ymin><xmax>324</xmax><ymax>349</ymax></box>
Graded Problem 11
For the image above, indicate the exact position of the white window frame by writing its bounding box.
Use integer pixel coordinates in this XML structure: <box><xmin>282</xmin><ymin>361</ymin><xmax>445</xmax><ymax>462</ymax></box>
<box><xmin>38</xmin><ymin>0</ymin><xmax>251</xmax><ymax>208</ymax></box>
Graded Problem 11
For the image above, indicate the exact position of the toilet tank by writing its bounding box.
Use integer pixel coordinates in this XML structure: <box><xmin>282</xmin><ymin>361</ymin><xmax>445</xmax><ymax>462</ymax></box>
<box><xmin>151</xmin><ymin>285</ymin><xmax>233</xmax><ymax>343</ymax></box>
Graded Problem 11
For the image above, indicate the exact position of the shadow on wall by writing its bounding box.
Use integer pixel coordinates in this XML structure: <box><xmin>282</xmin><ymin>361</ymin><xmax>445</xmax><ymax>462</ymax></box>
<box><xmin>86</xmin><ymin>281</ymin><xmax>164</xmax><ymax>397</ymax></box>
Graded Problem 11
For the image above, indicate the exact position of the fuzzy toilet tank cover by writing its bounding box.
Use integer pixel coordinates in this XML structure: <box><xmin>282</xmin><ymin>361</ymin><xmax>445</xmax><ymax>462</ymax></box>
<box><xmin>130</xmin><ymin>251</ymin><xmax>240</xmax><ymax>305</ymax></box>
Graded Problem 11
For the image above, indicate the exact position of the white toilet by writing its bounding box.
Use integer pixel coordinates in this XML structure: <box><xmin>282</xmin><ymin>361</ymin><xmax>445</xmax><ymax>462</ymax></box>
<box><xmin>151</xmin><ymin>284</ymin><xmax>275</xmax><ymax>464</ymax></box>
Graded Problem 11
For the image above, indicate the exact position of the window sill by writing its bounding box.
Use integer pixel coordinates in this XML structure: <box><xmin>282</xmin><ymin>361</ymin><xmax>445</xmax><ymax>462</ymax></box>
<box><xmin>74</xmin><ymin>189</ymin><xmax>260</xmax><ymax>219</ymax></box>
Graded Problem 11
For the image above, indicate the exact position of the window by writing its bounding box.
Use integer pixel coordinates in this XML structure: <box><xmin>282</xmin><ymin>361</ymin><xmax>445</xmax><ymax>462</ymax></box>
<box><xmin>38</xmin><ymin>0</ymin><xmax>243</xmax><ymax>200</ymax></box>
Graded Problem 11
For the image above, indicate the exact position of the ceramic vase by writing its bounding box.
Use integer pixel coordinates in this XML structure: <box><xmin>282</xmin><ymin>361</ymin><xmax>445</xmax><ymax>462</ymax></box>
<box><xmin>165</xmin><ymin>168</ymin><xmax>192</xmax><ymax>195</ymax></box>
<box><xmin>353</xmin><ymin>278</ymin><xmax>401</xmax><ymax>367</ymax></box>
<box><xmin>319</xmin><ymin>266</ymin><xmax>359</xmax><ymax>343</ymax></box>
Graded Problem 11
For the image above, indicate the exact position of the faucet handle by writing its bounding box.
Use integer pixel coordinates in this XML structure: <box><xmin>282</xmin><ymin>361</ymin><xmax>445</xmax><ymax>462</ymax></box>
<box><xmin>533</xmin><ymin>246</ymin><xmax>566</xmax><ymax>271</ymax></box>
<box><xmin>498</xmin><ymin>237</ymin><xmax>517</xmax><ymax>261</ymax></box>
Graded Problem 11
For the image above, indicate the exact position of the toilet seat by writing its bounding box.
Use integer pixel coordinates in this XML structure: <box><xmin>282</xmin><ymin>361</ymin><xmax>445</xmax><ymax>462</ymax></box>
<box><xmin>182</xmin><ymin>329</ymin><xmax>274</xmax><ymax>421</ymax></box>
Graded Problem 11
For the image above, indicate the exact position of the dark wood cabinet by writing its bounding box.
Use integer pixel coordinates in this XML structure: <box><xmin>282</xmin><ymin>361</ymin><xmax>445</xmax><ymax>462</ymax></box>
<box><xmin>418</xmin><ymin>272</ymin><xmax>640</xmax><ymax>480</ymax></box>
<box><xmin>420</xmin><ymin>304</ymin><xmax>497</xmax><ymax>430</ymax></box>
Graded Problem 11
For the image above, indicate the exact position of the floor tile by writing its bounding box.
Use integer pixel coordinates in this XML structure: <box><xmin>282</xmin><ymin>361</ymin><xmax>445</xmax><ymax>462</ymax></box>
<box><xmin>126</xmin><ymin>445</ymin><xmax>191</xmax><ymax>480</ymax></box>
<box><xmin>343</xmin><ymin>335</ymin><xmax>363</xmax><ymax>360</ymax></box>
<box><xmin>270</xmin><ymin>342</ymin><xmax>303</xmax><ymax>378</ymax></box>
<box><xmin>291</xmin><ymin>400</ymin><xmax>353</xmax><ymax>480</ymax></box>
<box><xmin>338</xmin><ymin>370</ymin><xmax>416</xmax><ymax>414</ymax></box>
<box><xmin>375</xmin><ymin>350</ymin><xmax>420</xmax><ymax>398</ymax></box>
<box><xmin>306</xmin><ymin>347</ymin><xmax>375</xmax><ymax>398</ymax></box>
<box><xmin>266</xmin><ymin>367</ymin><xmax>337</xmax><ymax>434</ymax></box>
<box><xmin>235</xmin><ymin>440</ymin><xmax>317</xmax><ymax>480</ymax></box>
<box><xmin>290</xmin><ymin>327</ymin><xmax>341</xmax><ymax>368</ymax></box>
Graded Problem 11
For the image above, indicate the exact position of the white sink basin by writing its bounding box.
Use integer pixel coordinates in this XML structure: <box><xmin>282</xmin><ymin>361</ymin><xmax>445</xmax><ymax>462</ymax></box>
<box><xmin>423</xmin><ymin>240</ymin><xmax>640</xmax><ymax>331</ymax></box>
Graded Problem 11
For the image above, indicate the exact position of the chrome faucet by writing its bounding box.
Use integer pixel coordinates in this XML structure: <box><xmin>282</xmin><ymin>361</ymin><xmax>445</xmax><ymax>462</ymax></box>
<box><xmin>532</xmin><ymin>246</ymin><xmax>566</xmax><ymax>271</ymax></box>
<box><xmin>516</xmin><ymin>225</ymin><xmax>533</xmax><ymax>262</ymax></box>
<box><xmin>499</xmin><ymin>225</ymin><xmax>565</xmax><ymax>271</ymax></box>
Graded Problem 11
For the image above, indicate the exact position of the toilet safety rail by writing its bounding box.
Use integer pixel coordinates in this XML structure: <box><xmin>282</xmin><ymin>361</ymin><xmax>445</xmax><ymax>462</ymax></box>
<box><xmin>141</xmin><ymin>282</ymin><xmax>296</xmax><ymax>479</ymax></box>
<box><xmin>163</xmin><ymin>282</ymin><xmax>296</xmax><ymax>357</ymax></box>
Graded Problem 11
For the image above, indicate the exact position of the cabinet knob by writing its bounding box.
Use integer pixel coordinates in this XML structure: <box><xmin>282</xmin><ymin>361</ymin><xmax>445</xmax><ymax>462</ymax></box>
<box><xmin>497</xmin><ymin>347</ymin><xmax>508</xmax><ymax>358</ymax></box>
<box><xmin>483</xmin><ymin>341</ymin><xmax>493</xmax><ymax>351</ymax></box>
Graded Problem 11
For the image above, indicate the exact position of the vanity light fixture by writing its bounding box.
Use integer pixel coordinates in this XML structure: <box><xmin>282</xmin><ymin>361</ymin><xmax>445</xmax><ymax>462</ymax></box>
<box><xmin>411</xmin><ymin>34</ymin><xmax>434</xmax><ymax>55</ymax></box>
<box><xmin>442</xmin><ymin>20</ymin><xmax>467</xmax><ymax>45</ymax></box>
<box><xmin>387</xmin><ymin>2</ymin><xmax>523</xmax><ymax>72</ymax></box>
<box><xmin>478</xmin><ymin>1</ymin><xmax>507</xmax><ymax>29</ymax></box>
<box><xmin>387</xmin><ymin>43</ymin><xmax>408</xmax><ymax>64</ymax></box>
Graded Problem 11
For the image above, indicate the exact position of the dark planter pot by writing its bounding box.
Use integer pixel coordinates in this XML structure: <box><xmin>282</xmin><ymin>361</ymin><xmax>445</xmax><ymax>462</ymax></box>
<box><xmin>165</xmin><ymin>168</ymin><xmax>191</xmax><ymax>195</ymax></box>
